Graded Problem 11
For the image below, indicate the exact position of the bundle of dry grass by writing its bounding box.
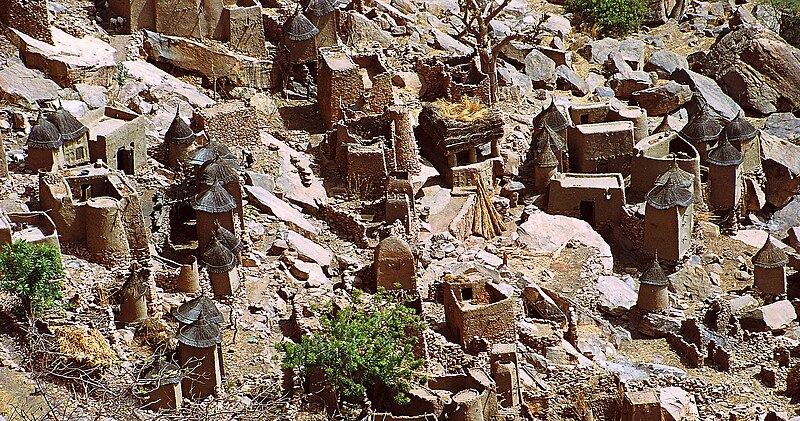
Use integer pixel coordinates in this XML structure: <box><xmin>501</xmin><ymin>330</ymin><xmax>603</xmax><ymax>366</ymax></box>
<box><xmin>137</xmin><ymin>317</ymin><xmax>175</xmax><ymax>348</ymax></box>
<box><xmin>51</xmin><ymin>325</ymin><xmax>114</xmax><ymax>370</ymax></box>
<box><xmin>434</xmin><ymin>97</ymin><xmax>489</xmax><ymax>122</ymax></box>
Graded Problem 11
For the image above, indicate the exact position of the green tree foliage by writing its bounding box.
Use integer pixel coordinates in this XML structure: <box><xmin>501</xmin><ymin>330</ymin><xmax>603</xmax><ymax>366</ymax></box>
<box><xmin>0</xmin><ymin>240</ymin><xmax>64</xmax><ymax>321</ymax></box>
<box><xmin>566</xmin><ymin>0</ymin><xmax>647</xmax><ymax>37</ymax></box>
<box><xmin>281</xmin><ymin>292</ymin><xmax>426</xmax><ymax>407</ymax></box>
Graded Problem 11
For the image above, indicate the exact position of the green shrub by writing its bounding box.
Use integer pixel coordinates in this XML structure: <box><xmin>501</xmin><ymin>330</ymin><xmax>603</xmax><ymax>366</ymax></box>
<box><xmin>0</xmin><ymin>240</ymin><xmax>64</xmax><ymax>322</ymax></box>
<box><xmin>566</xmin><ymin>0</ymin><xmax>647</xmax><ymax>37</ymax></box>
<box><xmin>280</xmin><ymin>292</ymin><xmax>426</xmax><ymax>407</ymax></box>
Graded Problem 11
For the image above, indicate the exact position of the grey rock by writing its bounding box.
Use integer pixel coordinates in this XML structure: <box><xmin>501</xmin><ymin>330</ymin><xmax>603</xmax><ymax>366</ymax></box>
<box><xmin>631</xmin><ymin>81</ymin><xmax>693</xmax><ymax>115</ymax></box>
<box><xmin>618</xmin><ymin>38</ymin><xmax>646</xmax><ymax>70</ymax></box>
<box><xmin>578</xmin><ymin>37</ymin><xmax>620</xmax><ymax>64</ymax></box>
<box><xmin>75</xmin><ymin>84</ymin><xmax>109</xmax><ymax>109</ymax></box>
<box><xmin>596</xmin><ymin>275</ymin><xmax>638</xmax><ymax>316</ymax></box>
<box><xmin>524</xmin><ymin>49</ymin><xmax>556</xmax><ymax>87</ymax></box>
<box><xmin>609</xmin><ymin>71</ymin><xmax>653</xmax><ymax>99</ymax></box>
<box><xmin>542</xmin><ymin>14</ymin><xmax>571</xmax><ymax>38</ymax></box>
<box><xmin>672</xmin><ymin>68</ymin><xmax>742</xmax><ymax>121</ymax></box>
<box><xmin>764</xmin><ymin>112</ymin><xmax>800</xmax><ymax>143</ymax></box>
<box><xmin>741</xmin><ymin>300</ymin><xmax>796</xmax><ymax>332</ymax></box>
<box><xmin>555</xmin><ymin>65</ymin><xmax>589</xmax><ymax>96</ymax></box>
<box><xmin>645</xmin><ymin>50</ymin><xmax>689</xmax><ymax>78</ymax></box>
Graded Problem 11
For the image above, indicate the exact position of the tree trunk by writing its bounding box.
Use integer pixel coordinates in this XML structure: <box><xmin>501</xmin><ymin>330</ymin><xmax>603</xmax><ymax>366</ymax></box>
<box><xmin>478</xmin><ymin>47</ymin><xmax>495</xmax><ymax>106</ymax></box>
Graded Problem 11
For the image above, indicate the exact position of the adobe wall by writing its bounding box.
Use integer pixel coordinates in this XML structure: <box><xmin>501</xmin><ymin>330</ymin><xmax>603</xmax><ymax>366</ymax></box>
<box><xmin>444</xmin><ymin>282</ymin><xmax>516</xmax><ymax>348</ymax></box>
<box><xmin>108</xmin><ymin>0</ymin><xmax>155</xmax><ymax>33</ymax></box>
<box><xmin>733</xmin><ymin>136</ymin><xmax>760</xmax><ymax>172</ymax></box>
<box><xmin>92</xmin><ymin>115</ymin><xmax>149</xmax><ymax>174</ymax></box>
<box><xmin>666</xmin><ymin>332</ymin><xmax>703</xmax><ymax>367</ymax></box>
<box><xmin>0</xmin><ymin>132</ymin><xmax>7</xmax><ymax>178</ymax></box>
<box><xmin>27</xmin><ymin>148</ymin><xmax>62</xmax><ymax>172</ymax></box>
<box><xmin>3</xmin><ymin>212</ymin><xmax>60</xmax><ymax>249</ymax></box>
<box><xmin>179</xmin><ymin>344</ymin><xmax>221</xmax><ymax>399</ymax></box>
<box><xmin>39</xmin><ymin>171</ymin><xmax>86</xmax><ymax>243</ymax></box>
<box><xmin>450</xmin><ymin>157</ymin><xmax>500</xmax><ymax>189</ymax></box>
<box><xmin>547</xmin><ymin>175</ymin><xmax>626</xmax><ymax>229</ymax></box>
<box><xmin>708</xmin><ymin>164</ymin><xmax>741</xmax><ymax>211</ymax></box>
<box><xmin>318</xmin><ymin>204</ymin><xmax>369</xmax><ymax>248</ymax></box>
<box><xmin>0</xmin><ymin>0</ymin><xmax>52</xmax><ymax>44</ymax></box>
<box><xmin>643</xmin><ymin>203</ymin><xmax>692</xmax><ymax>261</ymax></box>
<box><xmin>568</xmin><ymin>123</ymin><xmax>634</xmax><ymax>175</ymax></box>
<box><xmin>630</xmin><ymin>133</ymin><xmax>702</xmax><ymax>201</ymax></box>
<box><xmin>225</xmin><ymin>5</ymin><xmax>266</xmax><ymax>58</ymax></box>
<box><xmin>311</xmin><ymin>13</ymin><xmax>338</xmax><ymax>50</ymax></box>
<box><xmin>318</xmin><ymin>52</ymin><xmax>362</xmax><ymax>128</ymax></box>
<box><xmin>199</xmin><ymin>101</ymin><xmax>261</xmax><ymax>145</ymax></box>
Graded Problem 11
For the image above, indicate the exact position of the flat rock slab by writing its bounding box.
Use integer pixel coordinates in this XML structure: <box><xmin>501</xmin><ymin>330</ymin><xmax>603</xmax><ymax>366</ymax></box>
<box><xmin>261</xmin><ymin>133</ymin><xmax>327</xmax><ymax>212</ymax></box>
<box><xmin>245</xmin><ymin>185</ymin><xmax>319</xmax><ymax>237</ymax></box>
<box><xmin>0</xmin><ymin>62</ymin><xmax>59</xmax><ymax>107</ymax></box>
<box><xmin>517</xmin><ymin>211</ymin><xmax>613</xmax><ymax>270</ymax></box>
<box><xmin>122</xmin><ymin>60</ymin><xmax>214</xmax><ymax>108</ymax></box>
<box><xmin>10</xmin><ymin>27</ymin><xmax>116</xmax><ymax>87</ymax></box>
<box><xmin>596</xmin><ymin>275</ymin><xmax>637</xmax><ymax>316</ymax></box>
<box><xmin>741</xmin><ymin>300</ymin><xmax>796</xmax><ymax>331</ymax></box>
<box><xmin>283</xmin><ymin>230</ymin><xmax>333</xmax><ymax>269</ymax></box>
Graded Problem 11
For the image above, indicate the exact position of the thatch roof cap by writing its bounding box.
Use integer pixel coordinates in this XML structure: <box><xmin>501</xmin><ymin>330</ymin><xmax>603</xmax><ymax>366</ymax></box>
<box><xmin>677</xmin><ymin>108</ymin><xmax>721</xmax><ymax>144</ymax></box>
<box><xmin>192</xmin><ymin>183</ymin><xmax>236</xmax><ymax>213</ymax></box>
<box><xmin>534</xmin><ymin>123</ymin><xmax>567</xmax><ymax>153</ymax></box>
<box><xmin>645</xmin><ymin>163</ymin><xmax>694</xmax><ymax>210</ymax></box>
<box><xmin>48</xmin><ymin>106</ymin><xmax>88</xmax><ymax>142</ymax></box>
<box><xmin>533</xmin><ymin>99</ymin><xmax>571</xmax><ymax>132</ymax></box>
<box><xmin>201</xmin><ymin>156</ymin><xmax>239</xmax><ymax>185</ymax></box>
<box><xmin>286</xmin><ymin>13</ymin><xmax>319</xmax><ymax>41</ymax></box>
<box><xmin>707</xmin><ymin>138</ymin><xmax>743</xmax><ymax>166</ymax></box>
<box><xmin>174</xmin><ymin>294</ymin><xmax>224</xmax><ymax>325</ymax></box>
<box><xmin>535</xmin><ymin>138</ymin><xmax>559</xmax><ymax>168</ymax></box>
<box><xmin>214</xmin><ymin>221</ymin><xmax>243</xmax><ymax>254</ymax></box>
<box><xmin>165</xmin><ymin>108</ymin><xmax>195</xmax><ymax>145</ymax></box>
<box><xmin>201</xmin><ymin>235</ymin><xmax>237</xmax><ymax>273</ymax></box>
<box><xmin>121</xmin><ymin>266</ymin><xmax>149</xmax><ymax>300</ymax></box>
<box><xmin>723</xmin><ymin>111</ymin><xmax>757</xmax><ymax>143</ymax></box>
<box><xmin>27</xmin><ymin>113</ymin><xmax>63</xmax><ymax>149</ymax></box>
<box><xmin>177</xmin><ymin>312</ymin><xmax>222</xmax><ymax>348</ymax></box>
<box><xmin>752</xmin><ymin>235</ymin><xmax>788</xmax><ymax>269</ymax></box>
<box><xmin>306</xmin><ymin>0</ymin><xmax>340</xmax><ymax>16</ymax></box>
<box><xmin>188</xmin><ymin>141</ymin><xmax>236</xmax><ymax>166</ymax></box>
<box><xmin>640</xmin><ymin>254</ymin><xmax>668</xmax><ymax>286</ymax></box>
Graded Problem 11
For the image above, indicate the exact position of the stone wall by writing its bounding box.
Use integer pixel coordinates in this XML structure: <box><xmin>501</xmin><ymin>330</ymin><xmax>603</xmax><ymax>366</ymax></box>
<box><xmin>198</xmin><ymin>101</ymin><xmax>261</xmax><ymax>146</ymax></box>
<box><xmin>0</xmin><ymin>0</ymin><xmax>52</xmax><ymax>44</ymax></box>
<box><xmin>319</xmin><ymin>204</ymin><xmax>368</xmax><ymax>248</ymax></box>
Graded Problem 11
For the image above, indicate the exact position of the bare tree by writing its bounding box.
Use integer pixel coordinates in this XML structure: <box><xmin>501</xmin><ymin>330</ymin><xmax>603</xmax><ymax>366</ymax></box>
<box><xmin>450</xmin><ymin>0</ymin><xmax>545</xmax><ymax>105</ymax></box>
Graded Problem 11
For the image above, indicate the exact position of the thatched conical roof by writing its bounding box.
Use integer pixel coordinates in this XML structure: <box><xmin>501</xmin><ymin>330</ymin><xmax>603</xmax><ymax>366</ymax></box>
<box><xmin>165</xmin><ymin>108</ymin><xmax>196</xmax><ymax>145</ymax></box>
<box><xmin>174</xmin><ymin>294</ymin><xmax>224</xmax><ymax>325</ymax></box>
<box><xmin>188</xmin><ymin>141</ymin><xmax>237</xmax><ymax>166</ymax></box>
<box><xmin>192</xmin><ymin>183</ymin><xmax>236</xmax><ymax>213</ymax></box>
<box><xmin>640</xmin><ymin>253</ymin><xmax>668</xmax><ymax>286</ymax></box>
<box><xmin>201</xmin><ymin>234</ymin><xmax>237</xmax><ymax>273</ymax></box>
<box><xmin>306</xmin><ymin>0</ymin><xmax>339</xmax><ymax>16</ymax></box>
<box><xmin>286</xmin><ymin>13</ymin><xmax>319</xmax><ymax>41</ymax></box>
<box><xmin>214</xmin><ymin>221</ymin><xmax>243</xmax><ymax>254</ymax></box>
<box><xmin>27</xmin><ymin>112</ymin><xmax>63</xmax><ymax>149</ymax></box>
<box><xmin>535</xmin><ymin>138</ymin><xmax>559</xmax><ymax>168</ymax></box>
<box><xmin>201</xmin><ymin>156</ymin><xmax>239</xmax><ymax>185</ymax></box>
<box><xmin>534</xmin><ymin>123</ymin><xmax>567</xmax><ymax>153</ymax></box>
<box><xmin>677</xmin><ymin>107</ymin><xmax>721</xmax><ymax>144</ymax></box>
<box><xmin>176</xmin><ymin>312</ymin><xmax>222</xmax><ymax>348</ymax></box>
<box><xmin>121</xmin><ymin>264</ymin><xmax>149</xmax><ymax>300</ymax></box>
<box><xmin>707</xmin><ymin>137</ymin><xmax>743</xmax><ymax>167</ymax></box>
<box><xmin>533</xmin><ymin>99</ymin><xmax>571</xmax><ymax>132</ymax></box>
<box><xmin>48</xmin><ymin>105</ymin><xmax>88</xmax><ymax>142</ymax></box>
<box><xmin>752</xmin><ymin>235</ymin><xmax>788</xmax><ymax>269</ymax></box>
<box><xmin>645</xmin><ymin>163</ymin><xmax>694</xmax><ymax>210</ymax></box>
<box><xmin>723</xmin><ymin>111</ymin><xmax>757</xmax><ymax>143</ymax></box>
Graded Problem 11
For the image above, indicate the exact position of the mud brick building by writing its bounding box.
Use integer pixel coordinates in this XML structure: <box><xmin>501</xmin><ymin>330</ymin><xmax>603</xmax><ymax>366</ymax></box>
<box><xmin>0</xmin><ymin>0</ymin><xmax>52</xmax><ymax>44</ymax></box>
<box><xmin>547</xmin><ymin>172</ymin><xmax>626</xmax><ymax>229</ymax></box>
<box><xmin>643</xmin><ymin>162</ymin><xmax>695</xmax><ymax>262</ymax></box>
<box><xmin>81</xmin><ymin>106</ymin><xmax>149</xmax><ymax>175</ymax></box>
<box><xmin>0</xmin><ymin>210</ymin><xmax>60</xmax><ymax>250</ymax></box>
<box><xmin>416</xmin><ymin>55</ymin><xmax>491</xmax><ymax>104</ymax></box>
<box><xmin>631</xmin><ymin>132</ymin><xmax>702</xmax><ymax>201</ymax></box>
<box><xmin>442</xmin><ymin>274</ymin><xmax>516</xmax><ymax>350</ymax></box>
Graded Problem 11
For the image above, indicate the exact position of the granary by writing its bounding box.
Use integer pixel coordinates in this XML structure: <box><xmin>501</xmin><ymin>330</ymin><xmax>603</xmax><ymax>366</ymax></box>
<box><xmin>192</xmin><ymin>182</ymin><xmax>237</xmax><ymax>254</ymax></box>
<box><xmin>532</xmin><ymin>123</ymin><xmax>568</xmax><ymax>173</ymax></box>
<box><xmin>201</xmin><ymin>233</ymin><xmax>240</xmax><ymax>296</ymax></box>
<box><xmin>374</xmin><ymin>235</ymin><xmax>415</xmax><ymax>290</ymax></box>
<box><xmin>489</xmin><ymin>343</ymin><xmax>522</xmax><ymax>409</ymax></box>
<box><xmin>643</xmin><ymin>162</ymin><xmax>695</xmax><ymax>262</ymax></box>
<box><xmin>416</xmin><ymin>100</ymin><xmax>504</xmax><ymax>188</ymax></box>
<box><xmin>188</xmin><ymin>141</ymin><xmax>237</xmax><ymax>177</ymax></box>
<box><xmin>0</xmin><ymin>210</ymin><xmax>60</xmax><ymax>249</ymax></box>
<box><xmin>415</xmin><ymin>55</ymin><xmax>491</xmax><ymax>104</ymax></box>
<box><xmin>330</xmin><ymin>108</ymin><xmax>419</xmax><ymax>196</ymax></box>
<box><xmin>118</xmin><ymin>263</ymin><xmax>149</xmax><ymax>323</ymax></box>
<box><xmin>38</xmin><ymin>162</ymin><xmax>149</xmax><ymax>264</ymax></box>
<box><xmin>176</xmin><ymin>256</ymin><xmax>200</xmax><ymax>293</ymax></box>
<box><xmin>80</xmin><ymin>106</ymin><xmax>148</xmax><ymax>174</ymax></box>
<box><xmin>547</xmin><ymin>173</ymin><xmax>626</xmax><ymax>229</ymax></box>
<box><xmin>200</xmin><ymin>156</ymin><xmax>243</xmax><ymax>225</ymax></box>
<box><xmin>138</xmin><ymin>359</ymin><xmax>183</xmax><ymax>410</ymax></box>
<box><xmin>317</xmin><ymin>47</ymin><xmax>394</xmax><ymax>128</ymax></box>
<box><xmin>533</xmin><ymin>135</ymin><xmax>560</xmax><ymax>193</ymax></box>
<box><xmin>442</xmin><ymin>273</ymin><xmax>515</xmax><ymax>350</ymax></box>
<box><xmin>637</xmin><ymin>253</ymin><xmax>670</xmax><ymax>312</ymax></box>
<box><xmin>48</xmin><ymin>105</ymin><xmax>91</xmax><ymax>167</ymax></box>
<box><xmin>26</xmin><ymin>112</ymin><xmax>65</xmax><ymax>171</ymax></box>
<box><xmin>284</xmin><ymin>12</ymin><xmax>319</xmax><ymax>65</ymax></box>
<box><xmin>164</xmin><ymin>108</ymin><xmax>196</xmax><ymax>169</ymax></box>
<box><xmin>752</xmin><ymin>235</ymin><xmax>788</xmax><ymax>295</ymax></box>
<box><xmin>630</xmin><ymin>132</ymin><xmax>701</xmax><ymax>200</ymax></box>
<box><xmin>385</xmin><ymin>171</ymin><xmax>416</xmax><ymax>236</ymax></box>
<box><xmin>213</xmin><ymin>220</ymin><xmax>244</xmax><ymax>262</ymax></box>
<box><xmin>174</xmin><ymin>294</ymin><xmax>224</xmax><ymax>327</ymax></box>
<box><xmin>707</xmin><ymin>137</ymin><xmax>744</xmax><ymax>211</ymax></box>
<box><xmin>722</xmin><ymin>111</ymin><xmax>759</xmax><ymax>171</ymax></box>
<box><xmin>677</xmin><ymin>105</ymin><xmax>722</xmax><ymax>166</ymax></box>
<box><xmin>177</xmin><ymin>312</ymin><xmax>223</xmax><ymax>399</ymax></box>
<box><xmin>533</xmin><ymin>99</ymin><xmax>572</xmax><ymax>148</ymax></box>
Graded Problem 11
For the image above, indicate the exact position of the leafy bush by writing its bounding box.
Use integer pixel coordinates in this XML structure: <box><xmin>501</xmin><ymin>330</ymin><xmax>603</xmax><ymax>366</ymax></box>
<box><xmin>566</xmin><ymin>0</ymin><xmax>647</xmax><ymax>37</ymax></box>
<box><xmin>0</xmin><ymin>240</ymin><xmax>64</xmax><ymax>321</ymax></box>
<box><xmin>281</xmin><ymin>292</ymin><xmax>426</xmax><ymax>407</ymax></box>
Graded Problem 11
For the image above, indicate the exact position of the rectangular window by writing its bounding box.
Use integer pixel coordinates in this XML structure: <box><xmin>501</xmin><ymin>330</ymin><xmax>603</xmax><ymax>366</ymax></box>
<box><xmin>75</xmin><ymin>147</ymin><xmax>85</xmax><ymax>160</ymax></box>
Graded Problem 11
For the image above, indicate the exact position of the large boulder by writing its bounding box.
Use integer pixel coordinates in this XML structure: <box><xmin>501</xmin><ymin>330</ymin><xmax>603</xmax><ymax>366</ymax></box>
<box><xmin>524</xmin><ymin>49</ymin><xmax>556</xmax><ymax>88</ymax></box>
<box><xmin>693</xmin><ymin>25</ymin><xmax>800</xmax><ymax>115</ymax></box>
<box><xmin>672</xmin><ymin>68</ymin><xmax>742</xmax><ymax>121</ymax></box>
<box><xmin>631</xmin><ymin>81</ymin><xmax>693</xmax><ymax>115</ymax></box>
<box><xmin>763</xmin><ymin>112</ymin><xmax>800</xmax><ymax>144</ymax></box>
<box><xmin>0</xmin><ymin>62</ymin><xmax>59</xmax><ymax>108</ymax></box>
<box><xmin>517</xmin><ymin>210</ymin><xmax>613</xmax><ymax>270</ymax></box>
<box><xmin>741</xmin><ymin>300</ymin><xmax>797</xmax><ymax>332</ymax></box>
<box><xmin>645</xmin><ymin>50</ymin><xmax>689</xmax><ymax>78</ymax></box>
<box><xmin>578</xmin><ymin>38</ymin><xmax>620</xmax><ymax>65</ymax></box>
<box><xmin>596</xmin><ymin>275</ymin><xmax>637</xmax><ymax>316</ymax></box>
<box><xmin>760</xmin><ymin>132</ymin><xmax>800</xmax><ymax>207</ymax></box>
